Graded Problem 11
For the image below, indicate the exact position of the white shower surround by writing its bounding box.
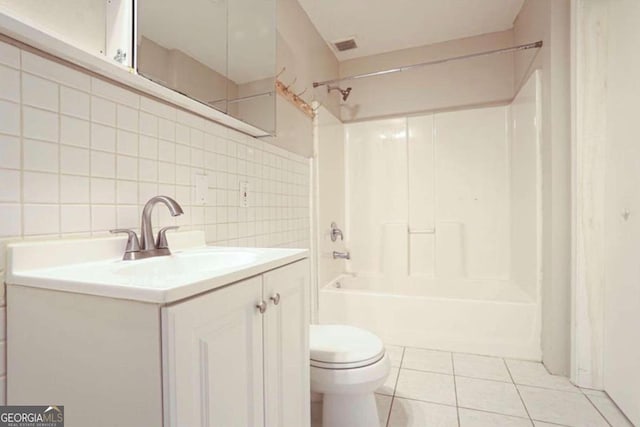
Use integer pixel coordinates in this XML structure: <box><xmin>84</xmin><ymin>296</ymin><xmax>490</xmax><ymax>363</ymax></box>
<box><xmin>319</xmin><ymin>71</ymin><xmax>542</xmax><ymax>359</ymax></box>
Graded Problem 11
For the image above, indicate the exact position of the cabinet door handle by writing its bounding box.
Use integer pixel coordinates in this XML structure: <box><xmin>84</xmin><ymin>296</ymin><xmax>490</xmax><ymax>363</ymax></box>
<box><xmin>256</xmin><ymin>301</ymin><xmax>268</xmax><ymax>314</ymax></box>
<box><xmin>270</xmin><ymin>293</ymin><xmax>281</xmax><ymax>305</ymax></box>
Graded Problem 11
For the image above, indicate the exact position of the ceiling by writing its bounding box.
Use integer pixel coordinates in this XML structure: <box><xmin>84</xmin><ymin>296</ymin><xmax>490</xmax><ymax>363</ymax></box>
<box><xmin>297</xmin><ymin>0</ymin><xmax>526</xmax><ymax>61</ymax></box>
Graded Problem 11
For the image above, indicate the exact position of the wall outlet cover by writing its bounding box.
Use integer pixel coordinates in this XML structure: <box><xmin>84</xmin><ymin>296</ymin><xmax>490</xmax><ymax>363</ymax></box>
<box><xmin>239</xmin><ymin>181</ymin><xmax>249</xmax><ymax>208</ymax></box>
<box><xmin>194</xmin><ymin>174</ymin><xmax>208</xmax><ymax>205</ymax></box>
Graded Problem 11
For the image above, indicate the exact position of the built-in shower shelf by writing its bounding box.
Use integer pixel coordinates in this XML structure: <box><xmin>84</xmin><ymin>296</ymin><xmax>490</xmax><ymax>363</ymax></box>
<box><xmin>409</xmin><ymin>229</ymin><xmax>435</xmax><ymax>234</ymax></box>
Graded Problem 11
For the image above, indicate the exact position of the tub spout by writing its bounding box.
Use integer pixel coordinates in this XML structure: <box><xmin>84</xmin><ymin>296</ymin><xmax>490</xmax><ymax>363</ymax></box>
<box><xmin>333</xmin><ymin>251</ymin><xmax>350</xmax><ymax>260</ymax></box>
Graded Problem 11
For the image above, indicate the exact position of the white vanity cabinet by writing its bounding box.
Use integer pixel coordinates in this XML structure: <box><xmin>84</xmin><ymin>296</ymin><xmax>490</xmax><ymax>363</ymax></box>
<box><xmin>7</xmin><ymin>237</ymin><xmax>310</xmax><ymax>427</ymax></box>
<box><xmin>263</xmin><ymin>262</ymin><xmax>311</xmax><ymax>427</ymax></box>
<box><xmin>163</xmin><ymin>259</ymin><xmax>310</xmax><ymax>427</ymax></box>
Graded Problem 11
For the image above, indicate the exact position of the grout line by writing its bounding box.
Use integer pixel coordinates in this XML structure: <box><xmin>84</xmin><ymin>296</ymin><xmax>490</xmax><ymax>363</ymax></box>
<box><xmin>385</xmin><ymin>346</ymin><xmax>405</xmax><ymax>427</ymax></box>
<box><xmin>451</xmin><ymin>352</ymin><xmax>461</xmax><ymax>427</ymax></box>
<box><xmin>392</xmin><ymin>346</ymin><xmax>405</xmax><ymax>398</ymax></box>
<box><xmin>528</xmin><ymin>420</ymin><xmax>573</xmax><ymax>427</ymax></box>
<box><xmin>390</xmin><ymin>393</ymin><xmax>537</xmax><ymax>422</ymax></box>
<box><xmin>18</xmin><ymin>56</ymin><xmax>24</xmax><ymax>239</ymax></box>
<box><xmin>400</xmin><ymin>365</ymin><xmax>508</xmax><ymax>381</ymax></box>
<box><xmin>514</xmin><ymin>382</ymin><xmax>583</xmax><ymax>394</ymax></box>
<box><xmin>385</xmin><ymin>395</ymin><xmax>394</xmax><ymax>427</ymax></box>
<box><xmin>389</xmin><ymin>395</ymin><xmax>458</xmax><ymax>408</ymax></box>
<box><xmin>503</xmin><ymin>358</ymin><xmax>534</xmax><ymax>425</ymax></box>
<box><xmin>585</xmin><ymin>390</ymin><xmax>635</xmax><ymax>426</ymax></box>
<box><xmin>56</xmin><ymin>80</ymin><xmax>61</xmax><ymax>237</ymax></box>
<box><xmin>582</xmin><ymin>392</ymin><xmax>614</xmax><ymax>427</ymax></box>
<box><xmin>457</xmin><ymin>405</ymin><xmax>533</xmax><ymax>421</ymax></box>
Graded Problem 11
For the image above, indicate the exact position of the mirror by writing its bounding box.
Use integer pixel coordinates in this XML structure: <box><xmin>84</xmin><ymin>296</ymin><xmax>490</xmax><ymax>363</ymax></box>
<box><xmin>137</xmin><ymin>0</ymin><xmax>276</xmax><ymax>135</ymax></box>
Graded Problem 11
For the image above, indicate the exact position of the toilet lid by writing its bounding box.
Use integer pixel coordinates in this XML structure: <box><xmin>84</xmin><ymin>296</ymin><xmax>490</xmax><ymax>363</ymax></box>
<box><xmin>310</xmin><ymin>325</ymin><xmax>385</xmax><ymax>368</ymax></box>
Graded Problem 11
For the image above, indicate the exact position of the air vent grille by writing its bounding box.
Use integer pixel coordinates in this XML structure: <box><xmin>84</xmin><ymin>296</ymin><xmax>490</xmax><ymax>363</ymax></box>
<box><xmin>333</xmin><ymin>38</ymin><xmax>358</xmax><ymax>52</ymax></box>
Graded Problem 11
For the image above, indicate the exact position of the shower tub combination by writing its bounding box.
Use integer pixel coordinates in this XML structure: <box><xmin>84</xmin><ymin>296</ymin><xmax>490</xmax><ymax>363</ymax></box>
<box><xmin>316</xmin><ymin>71</ymin><xmax>543</xmax><ymax>361</ymax></box>
<box><xmin>319</xmin><ymin>274</ymin><xmax>540</xmax><ymax>360</ymax></box>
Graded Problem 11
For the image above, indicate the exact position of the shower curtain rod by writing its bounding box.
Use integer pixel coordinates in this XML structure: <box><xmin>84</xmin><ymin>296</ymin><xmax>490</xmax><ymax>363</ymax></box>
<box><xmin>312</xmin><ymin>40</ymin><xmax>543</xmax><ymax>88</ymax></box>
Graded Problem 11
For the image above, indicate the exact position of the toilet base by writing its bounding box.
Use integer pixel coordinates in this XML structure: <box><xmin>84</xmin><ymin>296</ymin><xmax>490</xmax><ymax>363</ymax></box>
<box><xmin>322</xmin><ymin>392</ymin><xmax>379</xmax><ymax>427</ymax></box>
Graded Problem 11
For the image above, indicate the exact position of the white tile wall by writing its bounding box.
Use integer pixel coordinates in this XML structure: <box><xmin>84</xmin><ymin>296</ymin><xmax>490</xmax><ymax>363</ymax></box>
<box><xmin>0</xmin><ymin>40</ymin><xmax>311</xmax><ymax>403</ymax></box>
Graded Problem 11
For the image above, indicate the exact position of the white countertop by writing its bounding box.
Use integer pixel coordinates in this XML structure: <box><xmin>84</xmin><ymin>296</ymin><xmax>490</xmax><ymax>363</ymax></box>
<box><xmin>6</xmin><ymin>231</ymin><xmax>308</xmax><ymax>303</ymax></box>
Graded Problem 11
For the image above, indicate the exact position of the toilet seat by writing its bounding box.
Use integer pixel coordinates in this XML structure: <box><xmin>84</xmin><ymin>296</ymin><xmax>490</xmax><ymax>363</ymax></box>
<box><xmin>310</xmin><ymin>325</ymin><xmax>385</xmax><ymax>369</ymax></box>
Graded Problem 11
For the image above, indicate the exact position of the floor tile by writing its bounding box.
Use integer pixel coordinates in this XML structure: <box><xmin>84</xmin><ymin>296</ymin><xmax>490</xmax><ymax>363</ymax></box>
<box><xmin>456</xmin><ymin>376</ymin><xmax>528</xmax><ymax>418</ymax></box>
<box><xmin>310</xmin><ymin>394</ymin><xmax>392</xmax><ymax>427</ymax></box>
<box><xmin>403</xmin><ymin>348</ymin><xmax>453</xmax><ymax>374</ymax></box>
<box><xmin>395</xmin><ymin>369</ymin><xmax>457</xmax><ymax>406</ymax></box>
<box><xmin>376</xmin><ymin>394</ymin><xmax>393</xmax><ymax>426</ymax></box>
<box><xmin>506</xmin><ymin>360</ymin><xmax>579</xmax><ymax>392</ymax></box>
<box><xmin>386</xmin><ymin>345</ymin><xmax>405</xmax><ymax>368</ymax></box>
<box><xmin>453</xmin><ymin>353</ymin><xmax>512</xmax><ymax>382</ymax></box>
<box><xmin>533</xmin><ymin>422</ymin><xmax>569</xmax><ymax>427</ymax></box>
<box><xmin>587</xmin><ymin>395</ymin><xmax>634</xmax><ymax>427</ymax></box>
<box><xmin>387</xmin><ymin>398</ymin><xmax>458</xmax><ymax>427</ymax></box>
<box><xmin>459</xmin><ymin>408</ymin><xmax>533</xmax><ymax>427</ymax></box>
<box><xmin>377</xmin><ymin>367</ymin><xmax>399</xmax><ymax>396</ymax></box>
<box><xmin>518</xmin><ymin>385</ymin><xmax>609</xmax><ymax>427</ymax></box>
<box><xmin>580</xmin><ymin>387</ymin><xmax>607</xmax><ymax>397</ymax></box>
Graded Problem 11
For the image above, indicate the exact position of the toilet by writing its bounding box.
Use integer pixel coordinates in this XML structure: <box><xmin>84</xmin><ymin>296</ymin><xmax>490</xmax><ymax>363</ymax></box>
<box><xmin>310</xmin><ymin>324</ymin><xmax>391</xmax><ymax>427</ymax></box>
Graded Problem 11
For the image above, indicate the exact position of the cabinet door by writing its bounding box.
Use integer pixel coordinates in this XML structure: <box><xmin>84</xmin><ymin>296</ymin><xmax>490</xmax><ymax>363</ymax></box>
<box><xmin>162</xmin><ymin>277</ymin><xmax>264</xmax><ymax>427</ymax></box>
<box><xmin>263</xmin><ymin>260</ymin><xmax>311</xmax><ymax>427</ymax></box>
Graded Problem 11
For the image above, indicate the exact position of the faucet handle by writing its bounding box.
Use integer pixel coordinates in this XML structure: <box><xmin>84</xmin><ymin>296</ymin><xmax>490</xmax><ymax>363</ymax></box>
<box><xmin>110</xmin><ymin>229</ymin><xmax>141</xmax><ymax>254</ymax></box>
<box><xmin>156</xmin><ymin>226</ymin><xmax>179</xmax><ymax>249</ymax></box>
<box><xmin>330</xmin><ymin>222</ymin><xmax>344</xmax><ymax>242</ymax></box>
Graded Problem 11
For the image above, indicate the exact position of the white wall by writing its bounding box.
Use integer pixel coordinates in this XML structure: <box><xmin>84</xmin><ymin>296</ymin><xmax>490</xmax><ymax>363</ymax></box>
<box><xmin>267</xmin><ymin>97</ymin><xmax>314</xmax><ymax>157</ymax></box>
<box><xmin>338</xmin><ymin>30</ymin><xmax>515</xmax><ymax>122</ymax></box>
<box><xmin>572</xmin><ymin>0</ymin><xmax>608</xmax><ymax>391</ymax></box>
<box><xmin>0</xmin><ymin>39</ymin><xmax>312</xmax><ymax>403</ymax></box>
<box><xmin>277</xmin><ymin>0</ymin><xmax>340</xmax><ymax>119</ymax></box>
<box><xmin>261</xmin><ymin>0</ymin><xmax>340</xmax><ymax>157</ymax></box>
<box><xmin>574</xmin><ymin>1</ymin><xmax>640</xmax><ymax>422</ymax></box>
<box><xmin>514</xmin><ymin>0</ymin><xmax>572</xmax><ymax>376</ymax></box>
<box><xmin>602</xmin><ymin>3</ymin><xmax>640</xmax><ymax>422</ymax></box>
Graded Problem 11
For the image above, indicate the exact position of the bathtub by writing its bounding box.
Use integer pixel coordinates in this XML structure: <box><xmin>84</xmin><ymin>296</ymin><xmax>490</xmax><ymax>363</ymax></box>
<box><xmin>318</xmin><ymin>274</ymin><xmax>541</xmax><ymax>360</ymax></box>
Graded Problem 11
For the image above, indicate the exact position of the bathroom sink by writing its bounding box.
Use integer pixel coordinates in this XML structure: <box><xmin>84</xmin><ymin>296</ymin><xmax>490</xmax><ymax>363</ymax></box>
<box><xmin>114</xmin><ymin>250</ymin><xmax>258</xmax><ymax>279</ymax></box>
<box><xmin>6</xmin><ymin>231</ymin><xmax>308</xmax><ymax>303</ymax></box>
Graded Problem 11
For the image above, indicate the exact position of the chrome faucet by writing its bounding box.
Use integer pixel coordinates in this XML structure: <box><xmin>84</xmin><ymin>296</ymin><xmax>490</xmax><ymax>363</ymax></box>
<box><xmin>330</xmin><ymin>222</ymin><xmax>344</xmax><ymax>242</ymax></box>
<box><xmin>140</xmin><ymin>196</ymin><xmax>184</xmax><ymax>250</ymax></box>
<box><xmin>111</xmin><ymin>195</ymin><xmax>184</xmax><ymax>260</ymax></box>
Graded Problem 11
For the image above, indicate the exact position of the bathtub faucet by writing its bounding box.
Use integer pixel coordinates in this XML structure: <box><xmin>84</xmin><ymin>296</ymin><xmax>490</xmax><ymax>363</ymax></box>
<box><xmin>333</xmin><ymin>251</ymin><xmax>350</xmax><ymax>260</ymax></box>
<box><xmin>330</xmin><ymin>222</ymin><xmax>344</xmax><ymax>241</ymax></box>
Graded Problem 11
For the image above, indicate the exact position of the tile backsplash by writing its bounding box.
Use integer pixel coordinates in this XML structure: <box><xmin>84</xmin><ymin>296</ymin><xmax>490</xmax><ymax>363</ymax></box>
<box><xmin>0</xmin><ymin>38</ymin><xmax>311</xmax><ymax>273</ymax></box>
<box><xmin>0</xmin><ymin>38</ymin><xmax>312</xmax><ymax>401</ymax></box>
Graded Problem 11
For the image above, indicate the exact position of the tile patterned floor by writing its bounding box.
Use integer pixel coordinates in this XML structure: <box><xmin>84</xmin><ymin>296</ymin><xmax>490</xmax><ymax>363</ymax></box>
<box><xmin>311</xmin><ymin>345</ymin><xmax>635</xmax><ymax>427</ymax></box>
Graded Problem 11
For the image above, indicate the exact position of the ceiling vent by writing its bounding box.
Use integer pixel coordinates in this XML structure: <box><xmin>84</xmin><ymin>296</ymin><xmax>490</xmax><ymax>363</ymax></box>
<box><xmin>333</xmin><ymin>38</ymin><xmax>358</xmax><ymax>52</ymax></box>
